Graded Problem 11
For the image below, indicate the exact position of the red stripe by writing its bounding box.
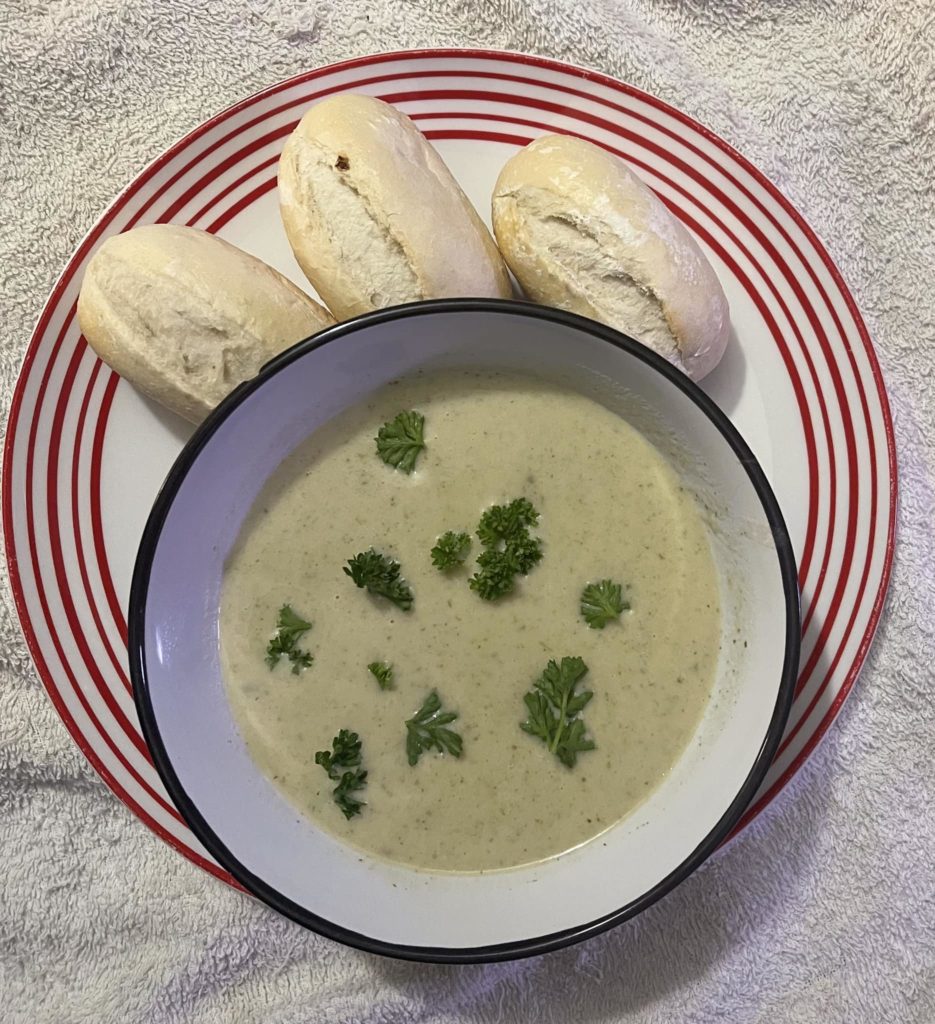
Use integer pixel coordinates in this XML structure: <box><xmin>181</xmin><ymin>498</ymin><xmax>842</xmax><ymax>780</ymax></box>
<box><xmin>134</xmin><ymin>65</ymin><xmax>584</xmax><ymax>231</ymax></box>
<box><xmin>733</xmin><ymin>526</ymin><xmax>884</xmax><ymax>835</ymax></box>
<box><xmin>778</xmin><ymin>543</ymin><xmax>874</xmax><ymax>761</ymax></box>
<box><xmin>71</xmin><ymin>357</ymin><xmax>133</xmax><ymax>693</ymax></box>
<box><xmin>159</xmin><ymin>128</ymin><xmax>291</xmax><ymax>225</ymax></box>
<box><xmin>186</xmin><ymin>154</ymin><xmax>280</xmax><ymax>228</ymax></box>
<box><xmin>0</xmin><ymin>222</ymin><xmax>234</xmax><ymax>873</ymax></box>
<box><xmin>737</xmin><ymin>412</ymin><xmax>890</xmax><ymax>830</ymax></box>
<box><xmin>6</xmin><ymin>442</ymin><xmax>238</xmax><ymax>886</ymax></box>
<box><xmin>12</xmin><ymin>625</ymin><xmax>237</xmax><ymax>886</ymax></box>
<box><xmin>14</xmin><ymin>302</ymin><xmax>185</xmax><ymax>826</ymax></box>
<box><xmin>45</xmin><ymin>314</ymin><xmax>184</xmax><ymax>819</ymax></box>
<box><xmin>90</xmin><ymin>374</ymin><xmax>128</xmax><ymax>644</ymax></box>
<box><xmin>739</xmin><ymin>465</ymin><xmax>893</xmax><ymax>831</ymax></box>
<box><xmin>769</xmin><ymin>313</ymin><xmax>883</xmax><ymax>755</ymax></box>
<box><xmin>796</xmin><ymin>283</ymin><xmax>881</xmax><ymax>645</ymax></box>
<box><xmin>205</xmin><ymin>179</ymin><xmax>279</xmax><ymax>234</ymax></box>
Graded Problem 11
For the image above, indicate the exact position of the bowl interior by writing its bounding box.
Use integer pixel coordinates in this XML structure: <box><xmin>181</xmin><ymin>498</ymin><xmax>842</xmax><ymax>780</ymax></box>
<box><xmin>132</xmin><ymin>303</ymin><xmax>797</xmax><ymax>958</ymax></box>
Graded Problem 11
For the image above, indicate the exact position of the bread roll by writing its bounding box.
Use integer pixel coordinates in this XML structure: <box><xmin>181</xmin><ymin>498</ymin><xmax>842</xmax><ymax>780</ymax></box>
<box><xmin>492</xmin><ymin>135</ymin><xmax>729</xmax><ymax>380</ymax></box>
<box><xmin>278</xmin><ymin>94</ymin><xmax>511</xmax><ymax>320</ymax></box>
<box><xmin>77</xmin><ymin>224</ymin><xmax>334</xmax><ymax>423</ymax></box>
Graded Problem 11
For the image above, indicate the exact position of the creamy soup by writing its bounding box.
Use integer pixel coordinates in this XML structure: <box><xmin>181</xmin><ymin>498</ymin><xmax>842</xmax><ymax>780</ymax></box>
<box><xmin>220</xmin><ymin>372</ymin><xmax>721</xmax><ymax>872</ymax></box>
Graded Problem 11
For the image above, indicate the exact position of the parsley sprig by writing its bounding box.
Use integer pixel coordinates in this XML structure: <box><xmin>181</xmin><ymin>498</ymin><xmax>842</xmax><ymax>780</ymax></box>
<box><xmin>580</xmin><ymin>579</ymin><xmax>629</xmax><ymax>628</ymax></box>
<box><xmin>431</xmin><ymin>530</ymin><xmax>471</xmax><ymax>571</ymax></box>
<box><xmin>469</xmin><ymin>498</ymin><xmax>543</xmax><ymax>601</ymax></box>
<box><xmin>344</xmin><ymin>549</ymin><xmax>414</xmax><ymax>611</ymax></box>
<box><xmin>375</xmin><ymin>410</ymin><xmax>425</xmax><ymax>473</ymax></box>
<box><xmin>265</xmin><ymin>605</ymin><xmax>313</xmax><ymax>673</ymax></box>
<box><xmin>405</xmin><ymin>690</ymin><xmax>463</xmax><ymax>766</ymax></box>
<box><xmin>368</xmin><ymin>661</ymin><xmax>394</xmax><ymax>690</ymax></box>
<box><xmin>476</xmin><ymin>497</ymin><xmax>538</xmax><ymax>546</ymax></box>
<box><xmin>521</xmin><ymin>656</ymin><xmax>595</xmax><ymax>768</ymax></box>
<box><xmin>315</xmin><ymin>729</ymin><xmax>368</xmax><ymax>819</ymax></box>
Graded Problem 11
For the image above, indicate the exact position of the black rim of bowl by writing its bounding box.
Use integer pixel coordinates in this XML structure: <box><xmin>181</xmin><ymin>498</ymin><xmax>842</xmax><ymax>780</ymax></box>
<box><xmin>129</xmin><ymin>298</ymin><xmax>801</xmax><ymax>964</ymax></box>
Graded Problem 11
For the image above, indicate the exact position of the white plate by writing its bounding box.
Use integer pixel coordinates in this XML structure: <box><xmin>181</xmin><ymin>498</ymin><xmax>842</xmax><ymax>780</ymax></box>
<box><xmin>2</xmin><ymin>48</ymin><xmax>896</xmax><ymax>888</ymax></box>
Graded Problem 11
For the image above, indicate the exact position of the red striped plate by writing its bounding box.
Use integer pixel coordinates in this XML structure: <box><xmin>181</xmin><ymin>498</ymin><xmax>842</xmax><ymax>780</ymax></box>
<box><xmin>3</xmin><ymin>50</ymin><xmax>896</xmax><ymax>885</ymax></box>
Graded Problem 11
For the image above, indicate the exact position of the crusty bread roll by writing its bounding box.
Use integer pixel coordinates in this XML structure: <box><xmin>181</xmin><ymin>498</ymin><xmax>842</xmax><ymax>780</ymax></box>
<box><xmin>278</xmin><ymin>94</ymin><xmax>512</xmax><ymax>320</ymax></box>
<box><xmin>77</xmin><ymin>224</ymin><xmax>334</xmax><ymax>423</ymax></box>
<box><xmin>492</xmin><ymin>134</ymin><xmax>729</xmax><ymax>380</ymax></box>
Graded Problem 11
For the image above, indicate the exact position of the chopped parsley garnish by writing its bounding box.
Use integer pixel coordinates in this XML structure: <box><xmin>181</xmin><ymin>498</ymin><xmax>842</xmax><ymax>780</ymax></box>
<box><xmin>315</xmin><ymin>729</ymin><xmax>367</xmax><ymax>819</ymax></box>
<box><xmin>265</xmin><ymin>605</ymin><xmax>313</xmax><ymax>673</ymax></box>
<box><xmin>499</xmin><ymin>533</ymin><xmax>543</xmax><ymax>574</ymax></box>
<box><xmin>469</xmin><ymin>548</ymin><xmax>516</xmax><ymax>601</ymax></box>
<box><xmin>580</xmin><ymin>579</ymin><xmax>629</xmax><ymax>628</ymax></box>
<box><xmin>476</xmin><ymin>497</ymin><xmax>538</xmax><ymax>546</ymax></box>
<box><xmin>469</xmin><ymin>497</ymin><xmax>543</xmax><ymax>601</ymax></box>
<box><xmin>344</xmin><ymin>549</ymin><xmax>414</xmax><ymax>611</ymax></box>
<box><xmin>375</xmin><ymin>410</ymin><xmax>425</xmax><ymax>473</ymax></box>
<box><xmin>431</xmin><ymin>530</ymin><xmax>472</xmax><ymax>570</ymax></box>
<box><xmin>405</xmin><ymin>690</ymin><xmax>463</xmax><ymax>766</ymax></box>
<box><xmin>368</xmin><ymin>661</ymin><xmax>394</xmax><ymax>690</ymax></box>
<box><xmin>521</xmin><ymin>656</ymin><xmax>595</xmax><ymax>768</ymax></box>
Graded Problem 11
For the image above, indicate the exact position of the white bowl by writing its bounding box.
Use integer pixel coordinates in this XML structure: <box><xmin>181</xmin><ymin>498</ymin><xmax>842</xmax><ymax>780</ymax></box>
<box><xmin>130</xmin><ymin>300</ymin><xmax>799</xmax><ymax>962</ymax></box>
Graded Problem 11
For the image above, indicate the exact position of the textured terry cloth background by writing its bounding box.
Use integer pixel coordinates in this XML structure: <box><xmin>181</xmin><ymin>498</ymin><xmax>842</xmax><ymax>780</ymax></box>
<box><xmin>1</xmin><ymin>1</ymin><xmax>933</xmax><ymax>1022</ymax></box>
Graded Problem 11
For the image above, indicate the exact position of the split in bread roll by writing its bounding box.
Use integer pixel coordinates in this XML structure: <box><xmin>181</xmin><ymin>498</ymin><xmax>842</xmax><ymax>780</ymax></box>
<box><xmin>492</xmin><ymin>134</ymin><xmax>729</xmax><ymax>380</ymax></box>
<box><xmin>77</xmin><ymin>224</ymin><xmax>335</xmax><ymax>423</ymax></box>
<box><xmin>278</xmin><ymin>94</ymin><xmax>512</xmax><ymax>320</ymax></box>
